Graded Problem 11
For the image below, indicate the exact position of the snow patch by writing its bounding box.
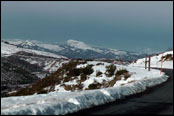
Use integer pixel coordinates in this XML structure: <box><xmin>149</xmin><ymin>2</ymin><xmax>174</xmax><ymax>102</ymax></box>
<box><xmin>68</xmin><ymin>98</ymin><xmax>80</xmax><ymax>105</ymax></box>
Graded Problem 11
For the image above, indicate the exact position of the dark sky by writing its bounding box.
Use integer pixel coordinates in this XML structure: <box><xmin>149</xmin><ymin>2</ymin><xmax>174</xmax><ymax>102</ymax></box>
<box><xmin>1</xmin><ymin>1</ymin><xmax>173</xmax><ymax>53</ymax></box>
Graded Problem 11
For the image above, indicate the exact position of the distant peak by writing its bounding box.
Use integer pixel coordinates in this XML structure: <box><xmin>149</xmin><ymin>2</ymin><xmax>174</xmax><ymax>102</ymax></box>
<box><xmin>66</xmin><ymin>39</ymin><xmax>86</xmax><ymax>46</ymax></box>
<box><xmin>65</xmin><ymin>39</ymin><xmax>103</xmax><ymax>53</ymax></box>
<box><xmin>19</xmin><ymin>40</ymin><xmax>37</xmax><ymax>47</ymax></box>
<box><xmin>66</xmin><ymin>40</ymin><xmax>93</xmax><ymax>50</ymax></box>
<box><xmin>66</xmin><ymin>40</ymin><xmax>84</xmax><ymax>45</ymax></box>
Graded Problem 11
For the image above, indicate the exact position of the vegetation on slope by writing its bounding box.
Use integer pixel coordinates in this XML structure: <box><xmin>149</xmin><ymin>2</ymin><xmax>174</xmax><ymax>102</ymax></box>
<box><xmin>10</xmin><ymin>60</ymin><xmax>131</xmax><ymax>97</ymax></box>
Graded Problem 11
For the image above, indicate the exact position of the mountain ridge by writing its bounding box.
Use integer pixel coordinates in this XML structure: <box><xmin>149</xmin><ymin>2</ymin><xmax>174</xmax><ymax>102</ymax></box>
<box><xmin>4</xmin><ymin>39</ymin><xmax>147</xmax><ymax>61</ymax></box>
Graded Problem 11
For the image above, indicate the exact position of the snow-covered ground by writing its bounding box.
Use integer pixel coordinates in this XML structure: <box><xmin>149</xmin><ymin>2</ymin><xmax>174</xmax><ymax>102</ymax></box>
<box><xmin>130</xmin><ymin>51</ymin><xmax>173</xmax><ymax>69</ymax></box>
<box><xmin>1</xmin><ymin>63</ymin><xmax>169</xmax><ymax>115</ymax></box>
<box><xmin>54</xmin><ymin>61</ymin><xmax>167</xmax><ymax>92</ymax></box>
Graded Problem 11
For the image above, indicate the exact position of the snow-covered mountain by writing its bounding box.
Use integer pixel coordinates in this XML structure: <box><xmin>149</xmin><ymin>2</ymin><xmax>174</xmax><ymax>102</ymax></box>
<box><xmin>1</xmin><ymin>40</ymin><xmax>67</xmax><ymax>59</ymax></box>
<box><xmin>8</xmin><ymin>39</ymin><xmax>147</xmax><ymax>61</ymax></box>
<box><xmin>17</xmin><ymin>40</ymin><xmax>48</xmax><ymax>51</ymax></box>
<box><xmin>130</xmin><ymin>50</ymin><xmax>173</xmax><ymax>69</ymax></box>
<box><xmin>66</xmin><ymin>40</ymin><xmax>103</xmax><ymax>52</ymax></box>
<box><xmin>1</xmin><ymin>40</ymin><xmax>68</xmax><ymax>74</ymax></box>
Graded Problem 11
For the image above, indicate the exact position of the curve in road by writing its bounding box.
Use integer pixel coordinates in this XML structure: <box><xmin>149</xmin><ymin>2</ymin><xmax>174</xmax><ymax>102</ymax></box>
<box><xmin>68</xmin><ymin>68</ymin><xmax>173</xmax><ymax>115</ymax></box>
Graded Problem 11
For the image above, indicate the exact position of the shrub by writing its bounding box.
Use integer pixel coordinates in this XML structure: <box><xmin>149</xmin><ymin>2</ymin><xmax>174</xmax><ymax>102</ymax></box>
<box><xmin>115</xmin><ymin>69</ymin><xmax>130</xmax><ymax>80</ymax></box>
<box><xmin>76</xmin><ymin>58</ymin><xmax>83</xmax><ymax>60</ymax></box>
<box><xmin>107</xmin><ymin>76</ymin><xmax>122</xmax><ymax>87</ymax></box>
<box><xmin>9</xmin><ymin>61</ymin><xmax>94</xmax><ymax>97</ymax></box>
<box><xmin>115</xmin><ymin>69</ymin><xmax>128</xmax><ymax>76</ymax></box>
<box><xmin>106</xmin><ymin>69</ymin><xmax>131</xmax><ymax>87</ymax></box>
<box><xmin>105</xmin><ymin>64</ymin><xmax>116</xmax><ymax>77</ymax></box>
<box><xmin>85</xmin><ymin>59</ymin><xmax>93</xmax><ymax>61</ymax></box>
<box><xmin>63</xmin><ymin>85</ymin><xmax>72</xmax><ymax>91</ymax></box>
<box><xmin>96</xmin><ymin>63</ymin><xmax>104</xmax><ymax>66</ymax></box>
<box><xmin>123</xmin><ymin>73</ymin><xmax>131</xmax><ymax>80</ymax></box>
<box><xmin>71</xmin><ymin>84</ymin><xmax>83</xmax><ymax>91</ymax></box>
<box><xmin>61</xmin><ymin>60</ymin><xmax>80</xmax><ymax>73</ymax></box>
<box><xmin>82</xmin><ymin>65</ymin><xmax>94</xmax><ymax>75</ymax></box>
<box><xmin>88</xmin><ymin>80</ymin><xmax>102</xmax><ymax>90</ymax></box>
<box><xmin>80</xmin><ymin>61</ymin><xmax>87</xmax><ymax>64</ymax></box>
<box><xmin>161</xmin><ymin>54</ymin><xmax>173</xmax><ymax>61</ymax></box>
<box><xmin>37</xmin><ymin>89</ymin><xmax>48</xmax><ymax>94</ymax></box>
<box><xmin>101</xmin><ymin>80</ymin><xmax>107</xmax><ymax>88</ymax></box>
<box><xmin>80</xmin><ymin>73</ymin><xmax>87</xmax><ymax>82</ymax></box>
<box><xmin>133</xmin><ymin>60</ymin><xmax>137</xmax><ymax>63</ymax></box>
<box><xmin>63</xmin><ymin>76</ymin><xmax>71</xmax><ymax>83</ymax></box>
<box><xmin>96</xmin><ymin>71</ymin><xmax>103</xmax><ymax>77</ymax></box>
<box><xmin>63</xmin><ymin>61</ymin><xmax>93</xmax><ymax>77</ymax></box>
<box><xmin>76</xmin><ymin>84</ymin><xmax>83</xmax><ymax>90</ymax></box>
<box><xmin>62</xmin><ymin>83</ymin><xmax>83</xmax><ymax>91</ymax></box>
<box><xmin>71</xmin><ymin>68</ymin><xmax>81</xmax><ymax>76</ymax></box>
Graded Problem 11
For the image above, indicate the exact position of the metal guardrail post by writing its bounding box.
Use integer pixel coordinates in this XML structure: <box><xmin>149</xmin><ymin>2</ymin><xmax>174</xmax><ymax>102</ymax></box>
<box><xmin>148</xmin><ymin>56</ymin><xmax>151</xmax><ymax>71</ymax></box>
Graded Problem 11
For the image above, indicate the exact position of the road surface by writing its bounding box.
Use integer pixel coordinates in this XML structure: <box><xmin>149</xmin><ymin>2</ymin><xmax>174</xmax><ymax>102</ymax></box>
<box><xmin>69</xmin><ymin>68</ymin><xmax>173</xmax><ymax>115</ymax></box>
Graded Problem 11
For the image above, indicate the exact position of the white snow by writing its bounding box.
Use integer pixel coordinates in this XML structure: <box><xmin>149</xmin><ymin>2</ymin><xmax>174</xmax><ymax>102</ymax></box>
<box><xmin>105</xmin><ymin>48</ymin><xmax>127</xmax><ymax>55</ymax></box>
<box><xmin>68</xmin><ymin>98</ymin><xmax>80</xmax><ymax>105</ymax></box>
<box><xmin>1</xmin><ymin>61</ymin><xmax>169</xmax><ymax>115</ymax></box>
<box><xmin>1</xmin><ymin>41</ymin><xmax>67</xmax><ymax>59</ymax></box>
<box><xmin>20</xmin><ymin>40</ymin><xmax>37</xmax><ymax>47</ymax></box>
<box><xmin>1</xmin><ymin>48</ymin><xmax>171</xmax><ymax>115</ymax></box>
<box><xmin>54</xmin><ymin>85</ymin><xmax>69</xmax><ymax>92</ymax></box>
<box><xmin>5</xmin><ymin>39</ymin><xmax>64</xmax><ymax>52</ymax></box>
<box><xmin>1</xmin><ymin>66</ymin><xmax>168</xmax><ymax>115</ymax></box>
<box><xmin>66</xmin><ymin>40</ymin><xmax>102</xmax><ymax>53</ymax></box>
<box><xmin>43</xmin><ymin>60</ymin><xmax>68</xmax><ymax>73</ymax></box>
<box><xmin>130</xmin><ymin>51</ymin><xmax>173</xmax><ymax>69</ymax></box>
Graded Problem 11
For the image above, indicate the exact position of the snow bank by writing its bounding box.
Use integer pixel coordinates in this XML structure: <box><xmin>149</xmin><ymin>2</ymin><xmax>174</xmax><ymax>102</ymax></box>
<box><xmin>1</xmin><ymin>67</ymin><xmax>169</xmax><ymax>115</ymax></box>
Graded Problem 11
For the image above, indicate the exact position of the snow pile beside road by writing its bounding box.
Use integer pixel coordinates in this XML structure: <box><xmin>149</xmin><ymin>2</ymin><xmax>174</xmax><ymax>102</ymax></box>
<box><xmin>130</xmin><ymin>51</ymin><xmax>173</xmax><ymax>69</ymax></box>
<box><xmin>1</xmin><ymin>67</ymin><xmax>169</xmax><ymax>115</ymax></box>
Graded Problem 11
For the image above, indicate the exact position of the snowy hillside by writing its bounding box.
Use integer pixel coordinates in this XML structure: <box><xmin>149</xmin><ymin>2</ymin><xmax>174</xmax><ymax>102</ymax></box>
<box><xmin>1</xmin><ymin>41</ymin><xmax>67</xmax><ymax>59</ymax></box>
<box><xmin>1</xmin><ymin>41</ymin><xmax>68</xmax><ymax>78</ymax></box>
<box><xmin>1</xmin><ymin>60</ymin><xmax>169</xmax><ymax>115</ymax></box>
<box><xmin>66</xmin><ymin>40</ymin><xmax>103</xmax><ymax>52</ymax></box>
<box><xmin>1</xmin><ymin>41</ymin><xmax>68</xmax><ymax>96</ymax></box>
<box><xmin>52</xmin><ymin>61</ymin><xmax>169</xmax><ymax>92</ymax></box>
<box><xmin>130</xmin><ymin>50</ymin><xmax>173</xmax><ymax>69</ymax></box>
<box><xmin>4</xmin><ymin>39</ymin><xmax>146</xmax><ymax>60</ymax></box>
<box><xmin>38</xmin><ymin>43</ymin><xmax>63</xmax><ymax>52</ymax></box>
<box><xmin>1</xmin><ymin>57</ymin><xmax>40</xmax><ymax>97</ymax></box>
<box><xmin>18</xmin><ymin>40</ymin><xmax>37</xmax><ymax>48</ymax></box>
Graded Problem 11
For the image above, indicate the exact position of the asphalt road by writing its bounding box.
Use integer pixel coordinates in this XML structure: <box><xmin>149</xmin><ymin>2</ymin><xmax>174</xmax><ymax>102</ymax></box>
<box><xmin>69</xmin><ymin>68</ymin><xmax>173</xmax><ymax>115</ymax></box>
